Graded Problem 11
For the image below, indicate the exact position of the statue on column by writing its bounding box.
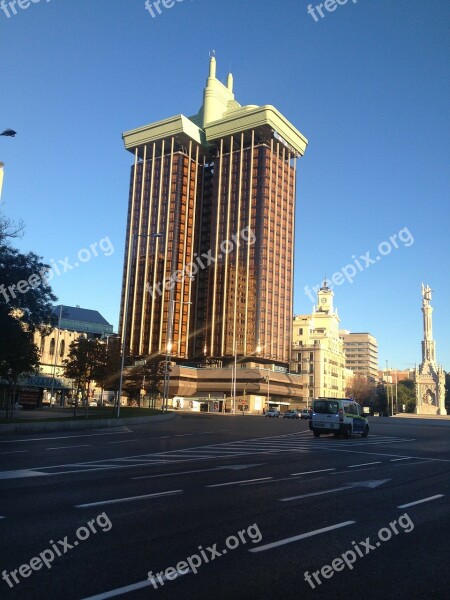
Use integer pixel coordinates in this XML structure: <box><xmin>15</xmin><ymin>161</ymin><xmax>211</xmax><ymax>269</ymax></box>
<box><xmin>422</xmin><ymin>283</ymin><xmax>432</xmax><ymax>306</ymax></box>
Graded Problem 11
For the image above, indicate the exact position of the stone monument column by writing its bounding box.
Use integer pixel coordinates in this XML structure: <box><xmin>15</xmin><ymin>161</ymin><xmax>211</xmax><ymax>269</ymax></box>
<box><xmin>415</xmin><ymin>284</ymin><xmax>447</xmax><ymax>415</ymax></box>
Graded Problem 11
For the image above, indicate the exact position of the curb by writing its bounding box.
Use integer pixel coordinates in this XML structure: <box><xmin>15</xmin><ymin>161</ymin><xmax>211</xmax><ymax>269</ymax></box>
<box><xmin>0</xmin><ymin>413</ymin><xmax>177</xmax><ymax>436</ymax></box>
<box><xmin>368</xmin><ymin>416</ymin><xmax>450</xmax><ymax>428</ymax></box>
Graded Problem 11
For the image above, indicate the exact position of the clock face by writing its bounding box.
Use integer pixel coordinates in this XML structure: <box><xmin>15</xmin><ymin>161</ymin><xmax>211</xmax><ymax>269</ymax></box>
<box><xmin>321</xmin><ymin>298</ymin><xmax>327</xmax><ymax>304</ymax></box>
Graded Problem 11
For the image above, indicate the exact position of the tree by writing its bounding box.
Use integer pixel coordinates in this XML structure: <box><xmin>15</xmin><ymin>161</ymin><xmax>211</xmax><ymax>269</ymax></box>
<box><xmin>122</xmin><ymin>355</ymin><xmax>166</xmax><ymax>407</ymax></box>
<box><xmin>95</xmin><ymin>336</ymin><xmax>122</xmax><ymax>406</ymax></box>
<box><xmin>397</xmin><ymin>380</ymin><xmax>416</xmax><ymax>413</ymax></box>
<box><xmin>0</xmin><ymin>212</ymin><xmax>24</xmax><ymax>242</ymax></box>
<box><xmin>0</xmin><ymin>308</ymin><xmax>40</xmax><ymax>419</ymax></box>
<box><xmin>346</xmin><ymin>374</ymin><xmax>378</xmax><ymax>408</ymax></box>
<box><xmin>63</xmin><ymin>338</ymin><xmax>107</xmax><ymax>417</ymax></box>
<box><xmin>0</xmin><ymin>242</ymin><xmax>56</xmax><ymax>333</ymax></box>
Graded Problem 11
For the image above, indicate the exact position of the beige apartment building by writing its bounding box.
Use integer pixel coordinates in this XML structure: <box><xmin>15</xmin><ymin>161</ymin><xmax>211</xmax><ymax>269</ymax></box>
<box><xmin>340</xmin><ymin>330</ymin><xmax>379</xmax><ymax>381</ymax></box>
<box><xmin>292</xmin><ymin>283</ymin><xmax>347</xmax><ymax>403</ymax></box>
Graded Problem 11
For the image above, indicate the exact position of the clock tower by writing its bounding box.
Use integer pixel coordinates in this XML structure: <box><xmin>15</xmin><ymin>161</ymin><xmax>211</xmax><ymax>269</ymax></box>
<box><xmin>317</xmin><ymin>281</ymin><xmax>334</xmax><ymax>313</ymax></box>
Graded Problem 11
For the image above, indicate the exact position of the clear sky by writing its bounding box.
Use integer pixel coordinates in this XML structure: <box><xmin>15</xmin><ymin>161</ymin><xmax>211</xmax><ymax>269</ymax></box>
<box><xmin>1</xmin><ymin>0</ymin><xmax>449</xmax><ymax>371</ymax></box>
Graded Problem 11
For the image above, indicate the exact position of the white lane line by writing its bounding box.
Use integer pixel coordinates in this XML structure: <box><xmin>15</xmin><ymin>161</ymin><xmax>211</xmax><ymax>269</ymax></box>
<box><xmin>249</xmin><ymin>521</ymin><xmax>355</xmax><ymax>553</ymax></box>
<box><xmin>279</xmin><ymin>479</ymin><xmax>389</xmax><ymax>502</ymax></box>
<box><xmin>308</xmin><ymin>447</ymin><xmax>450</xmax><ymax>463</ymax></box>
<box><xmin>132</xmin><ymin>463</ymin><xmax>264</xmax><ymax>480</ymax></box>
<box><xmin>348</xmin><ymin>462</ymin><xmax>382</xmax><ymax>468</ymax></box>
<box><xmin>0</xmin><ymin>430</ymin><xmax>131</xmax><ymax>444</ymax></box>
<box><xmin>390</xmin><ymin>457</ymin><xmax>413</xmax><ymax>462</ymax></box>
<box><xmin>0</xmin><ymin>450</ymin><xmax>28</xmax><ymax>455</ymax></box>
<box><xmin>47</xmin><ymin>445</ymin><xmax>92</xmax><ymax>451</ymax></box>
<box><xmin>108</xmin><ymin>439</ymin><xmax>139</xmax><ymax>444</ymax></box>
<box><xmin>76</xmin><ymin>489</ymin><xmax>183</xmax><ymax>508</ymax></box>
<box><xmin>174</xmin><ymin>434</ymin><xmax>194</xmax><ymax>437</ymax></box>
<box><xmin>398</xmin><ymin>494</ymin><xmax>444</xmax><ymax>509</ymax></box>
<box><xmin>207</xmin><ymin>477</ymin><xmax>272</xmax><ymax>488</ymax></box>
<box><xmin>81</xmin><ymin>570</ymin><xmax>192</xmax><ymax>600</ymax></box>
<box><xmin>0</xmin><ymin>469</ymin><xmax>48</xmax><ymax>479</ymax></box>
<box><xmin>290</xmin><ymin>468</ymin><xmax>335</xmax><ymax>476</ymax></box>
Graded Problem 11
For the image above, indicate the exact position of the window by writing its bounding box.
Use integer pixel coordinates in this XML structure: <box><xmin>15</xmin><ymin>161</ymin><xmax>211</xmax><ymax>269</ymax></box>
<box><xmin>59</xmin><ymin>340</ymin><xmax>65</xmax><ymax>357</ymax></box>
<box><xmin>313</xmin><ymin>400</ymin><xmax>339</xmax><ymax>414</ymax></box>
<box><xmin>49</xmin><ymin>338</ymin><xmax>55</xmax><ymax>356</ymax></box>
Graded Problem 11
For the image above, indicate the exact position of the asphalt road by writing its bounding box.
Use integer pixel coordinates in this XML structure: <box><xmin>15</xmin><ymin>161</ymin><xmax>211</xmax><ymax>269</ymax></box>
<box><xmin>0</xmin><ymin>415</ymin><xmax>448</xmax><ymax>600</ymax></box>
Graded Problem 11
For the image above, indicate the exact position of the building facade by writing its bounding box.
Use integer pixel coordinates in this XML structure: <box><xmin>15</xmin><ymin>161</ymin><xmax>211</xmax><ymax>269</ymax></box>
<box><xmin>119</xmin><ymin>57</ymin><xmax>308</xmax><ymax>373</ymax></box>
<box><xmin>18</xmin><ymin>305</ymin><xmax>114</xmax><ymax>408</ymax></box>
<box><xmin>415</xmin><ymin>284</ymin><xmax>446</xmax><ymax>415</ymax></box>
<box><xmin>292</xmin><ymin>283</ymin><xmax>347</xmax><ymax>403</ymax></box>
<box><xmin>340</xmin><ymin>330</ymin><xmax>378</xmax><ymax>381</ymax></box>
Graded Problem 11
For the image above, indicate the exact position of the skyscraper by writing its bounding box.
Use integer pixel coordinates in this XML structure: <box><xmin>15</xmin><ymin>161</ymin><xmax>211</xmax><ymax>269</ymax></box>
<box><xmin>120</xmin><ymin>57</ymin><xmax>308</xmax><ymax>369</ymax></box>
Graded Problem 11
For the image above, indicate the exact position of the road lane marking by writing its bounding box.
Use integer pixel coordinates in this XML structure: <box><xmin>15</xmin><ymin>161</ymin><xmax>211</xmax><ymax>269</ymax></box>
<box><xmin>0</xmin><ymin>450</ymin><xmax>28</xmax><ymax>455</ymax></box>
<box><xmin>290</xmin><ymin>468</ymin><xmax>335</xmax><ymax>476</ymax></box>
<box><xmin>312</xmin><ymin>448</ymin><xmax>450</xmax><ymax>463</ymax></box>
<box><xmin>132</xmin><ymin>463</ymin><xmax>264</xmax><ymax>480</ymax></box>
<box><xmin>76</xmin><ymin>489</ymin><xmax>183</xmax><ymax>508</ymax></box>
<box><xmin>0</xmin><ymin>430</ymin><xmax>131</xmax><ymax>444</ymax></box>
<box><xmin>398</xmin><ymin>494</ymin><xmax>444</xmax><ymax>509</ymax></box>
<box><xmin>390</xmin><ymin>457</ymin><xmax>413</xmax><ymax>461</ymax></box>
<box><xmin>207</xmin><ymin>477</ymin><xmax>272</xmax><ymax>488</ymax></box>
<box><xmin>108</xmin><ymin>439</ymin><xmax>140</xmax><ymax>444</ymax></box>
<box><xmin>80</xmin><ymin>570</ymin><xmax>192</xmax><ymax>600</ymax></box>
<box><xmin>249</xmin><ymin>521</ymin><xmax>355</xmax><ymax>553</ymax></box>
<box><xmin>46</xmin><ymin>445</ymin><xmax>92</xmax><ymax>450</ymax></box>
<box><xmin>348</xmin><ymin>461</ymin><xmax>382</xmax><ymax>468</ymax></box>
<box><xmin>0</xmin><ymin>469</ymin><xmax>48</xmax><ymax>479</ymax></box>
<box><xmin>279</xmin><ymin>479</ymin><xmax>390</xmax><ymax>501</ymax></box>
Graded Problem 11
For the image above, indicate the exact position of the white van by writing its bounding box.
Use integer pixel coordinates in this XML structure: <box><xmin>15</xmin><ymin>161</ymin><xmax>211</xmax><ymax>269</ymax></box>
<box><xmin>309</xmin><ymin>398</ymin><xmax>369</xmax><ymax>438</ymax></box>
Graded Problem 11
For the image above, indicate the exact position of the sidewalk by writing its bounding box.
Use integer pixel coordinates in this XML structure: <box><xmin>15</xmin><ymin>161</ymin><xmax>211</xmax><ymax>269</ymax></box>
<box><xmin>370</xmin><ymin>414</ymin><xmax>450</xmax><ymax>428</ymax></box>
<box><xmin>0</xmin><ymin>407</ymin><xmax>176</xmax><ymax>435</ymax></box>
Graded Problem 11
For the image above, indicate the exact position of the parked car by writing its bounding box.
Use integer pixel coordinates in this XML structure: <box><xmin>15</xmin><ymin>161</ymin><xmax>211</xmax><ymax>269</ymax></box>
<box><xmin>300</xmin><ymin>409</ymin><xmax>311</xmax><ymax>420</ymax></box>
<box><xmin>283</xmin><ymin>410</ymin><xmax>300</xmax><ymax>419</ymax></box>
<box><xmin>265</xmin><ymin>409</ymin><xmax>280</xmax><ymax>418</ymax></box>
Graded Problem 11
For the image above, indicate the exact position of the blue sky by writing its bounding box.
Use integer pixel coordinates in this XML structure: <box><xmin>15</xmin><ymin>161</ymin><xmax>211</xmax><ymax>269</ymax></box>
<box><xmin>1</xmin><ymin>0</ymin><xmax>449</xmax><ymax>370</ymax></box>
